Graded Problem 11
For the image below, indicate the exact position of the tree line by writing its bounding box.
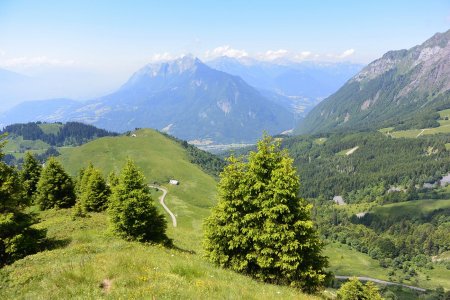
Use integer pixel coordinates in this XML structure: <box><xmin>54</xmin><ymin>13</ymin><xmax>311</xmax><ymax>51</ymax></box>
<box><xmin>1</xmin><ymin>121</ymin><xmax>117</xmax><ymax>147</ymax></box>
<box><xmin>282</xmin><ymin>131</ymin><xmax>450</xmax><ymax>198</ymax></box>
<box><xmin>0</xmin><ymin>140</ymin><xmax>170</xmax><ymax>267</ymax></box>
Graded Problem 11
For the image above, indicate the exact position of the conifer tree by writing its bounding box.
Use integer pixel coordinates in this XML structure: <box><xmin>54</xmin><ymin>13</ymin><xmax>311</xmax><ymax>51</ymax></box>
<box><xmin>107</xmin><ymin>170</ymin><xmax>119</xmax><ymax>188</ymax></box>
<box><xmin>74</xmin><ymin>164</ymin><xmax>88</xmax><ymax>198</ymax></box>
<box><xmin>0</xmin><ymin>138</ymin><xmax>46</xmax><ymax>266</ymax></box>
<box><xmin>108</xmin><ymin>159</ymin><xmax>169</xmax><ymax>244</ymax></box>
<box><xmin>78</xmin><ymin>164</ymin><xmax>110</xmax><ymax>212</ymax></box>
<box><xmin>36</xmin><ymin>157</ymin><xmax>75</xmax><ymax>210</ymax></box>
<box><xmin>20</xmin><ymin>152</ymin><xmax>42</xmax><ymax>203</ymax></box>
<box><xmin>337</xmin><ymin>277</ymin><xmax>383</xmax><ymax>300</ymax></box>
<box><xmin>204</xmin><ymin>135</ymin><xmax>329</xmax><ymax>292</ymax></box>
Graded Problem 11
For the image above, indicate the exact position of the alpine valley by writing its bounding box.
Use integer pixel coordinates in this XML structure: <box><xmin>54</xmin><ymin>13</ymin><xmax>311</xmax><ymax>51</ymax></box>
<box><xmin>0</xmin><ymin>56</ymin><xmax>361</xmax><ymax>144</ymax></box>
<box><xmin>1</xmin><ymin>7</ymin><xmax>450</xmax><ymax>298</ymax></box>
<box><xmin>297</xmin><ymin>29</ymin><xmax>450</xmax><ymax>134</ymax></box>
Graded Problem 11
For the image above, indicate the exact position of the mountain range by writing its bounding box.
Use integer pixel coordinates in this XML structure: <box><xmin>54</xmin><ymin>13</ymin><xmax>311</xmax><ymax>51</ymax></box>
<box><xmin>296</xmin><ymin>29</ymin><xmax>450</xmax><ymax>134</ymax></box>
<box><xmin>4</xmin><ymin>30</ymin><xmax>449</xmax><ymax>143</ymax></box>
<box><xmin>207</xmin><ymin>57</ymin><xmax>362</xmax><ymax>117</ymax></box>
<box><xmin>1</xmin><ymin>57</ymin><xmax>296</xmax><ymax>144</ymax></box>
<box><xmin>0</xmin><ymin>55</ymin><xmax>362</xmax><ymax>144</ymax></box>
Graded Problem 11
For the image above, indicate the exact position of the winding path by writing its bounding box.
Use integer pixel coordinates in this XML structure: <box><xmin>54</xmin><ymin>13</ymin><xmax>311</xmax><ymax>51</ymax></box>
<box><xmin>149</xmin><ymin>185</ymin><xmax>177</xmax><ymax>228</ymax></box>
<box><xmin>416</xmin><ymin>129</ymin><xmax>426</xmax><ymax>137</ymax></box>
<box><xmin>335</xmin><ymin>276</ymin><xmax>426</xmax><ymax>292</ymax></box>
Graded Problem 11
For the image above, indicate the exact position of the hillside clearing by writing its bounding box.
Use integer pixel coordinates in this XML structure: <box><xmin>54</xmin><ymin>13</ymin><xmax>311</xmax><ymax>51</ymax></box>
<box><xmin>372</xmin><ymin>199</ymin><xmax>450</xmax><ymax>219</ymax></box>
<box><xmin>382</xmin><ymin>109</ymin><xmax>450</xmax><ymax>138</ymax></box>
<box><xmin>0</xmin><ymin>208</ymin><xmax>317</xmax><ymax>299</ymax></box>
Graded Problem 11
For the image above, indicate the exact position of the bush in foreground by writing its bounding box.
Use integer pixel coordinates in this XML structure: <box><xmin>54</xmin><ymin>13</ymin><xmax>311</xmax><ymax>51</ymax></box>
<box><xmin>337</xmin><ymin>277</ymin><xmax>383</xmax><ymax>300</ymax></box>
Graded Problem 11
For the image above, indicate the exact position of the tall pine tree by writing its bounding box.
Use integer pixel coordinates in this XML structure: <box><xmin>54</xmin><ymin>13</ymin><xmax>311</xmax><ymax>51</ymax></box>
<box><xmin>0</xmin><ymin>137</ymin><xmax>46</xmax><ymax>266</ymax></box>
<box><xmin>76</xmin><ymin>163</ymin><xmax>110</xmax><ymax>212</ymax></box>
<box><xmin>108</xmin><ymin>159</ymin><xmax>169</xmax><ymax>244</ymax></box>
<box><xmin>204</xmin><ymin>135</ymin><xmax>329</xmax><ymax>292</ymax></box>
<box><xmin>20</xmin><ymin>152</ymin><xmax>42</xmax><ymax>203</ymax></box>
<box><xmin>36</xmin><ymin>157</ymin><xmax>75</xmax><ymax>210</ymax></box>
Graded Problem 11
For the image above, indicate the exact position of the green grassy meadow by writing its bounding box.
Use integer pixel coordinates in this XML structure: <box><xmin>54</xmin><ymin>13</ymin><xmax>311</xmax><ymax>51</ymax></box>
<box><xmin>382</xmin><ymin>109</ymin><xmax>450</xmax><ymax>138</ymax></box>
<box><xmin>3</xmin><ymin>136</ymin><xmax>51</xmax><ymax>159</ymax></box>
<box><xmin>324</xmin><ymin>242</ymin><xmax>389</xmax><ymax>280</ymax></box>
<box><xmin>0</xmin><ymin>208</ymin><xmax>317</xmax><ymax>300</ymax></box>
<box><xmin>57</xmin><ymin>129</ymin><xmax>217</xmax><ymax>251</ymax></box>
<box><xmin>372</xmin><ymin>199</ymin><xmax>450</xmax><ymax>219</ymax></box>
<box><xmin>38</xmin><ymin>123</ymin><xmax>62</xmax><ymax>135</ymax></box>
<box><xmin>0</xmin><ymin>129</ymin><xmax>319</xmax><ymax>299</ymax></box>
<box><xmin>1</xmin><ymin>128</ymin><xmax>449</xmax><ymax>298</ymax></box>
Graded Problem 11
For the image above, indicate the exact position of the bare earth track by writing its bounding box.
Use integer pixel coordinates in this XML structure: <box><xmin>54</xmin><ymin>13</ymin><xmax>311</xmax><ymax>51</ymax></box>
<box><xmin>149</xmin><ymin>185</ymin><xmax>177</xmax><ymax>227</ymax></box>
<box><xmin>335</xmin><ymin>276</ymin><xmax>426</xmax><ymax>292</ymax></box>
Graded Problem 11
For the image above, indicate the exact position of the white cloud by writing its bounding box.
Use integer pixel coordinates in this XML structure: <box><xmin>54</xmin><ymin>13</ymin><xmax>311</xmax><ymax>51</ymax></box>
<box><xmin>257</xmin><ymin>49</ymin><xmax>290</xmax><ymax>61</ymax></box>
<box><xmin>205</xmin><ymin>45</ymin><xmax>248</xmax><ymax>59</ymax></box>
<box><xmin>0</xmin><ymin>56</ymin><xmax>75</xmax><ymax>68</ymax></box>
<box><xmin>329</xmin><ymin>49</ymin><xmax>355</xmax><ymax>59</ymax></box>
<box><xmin>0</xmin><ymin>49</ymin><xmax>5</xmax><ymax>57</ymax></box>
<box><xmin>148</xmin><ymin>52</ymin><xmax>181</xmax><ymax>62</ymax></box>
<box><xmin>339</xmin><ymin>48</ymin><xmax>355</xmax><ymax>58</ymax></box>
<box><xmin>293</xmin><ymin>51</ymin><xmax>313</xmax><ymax>60</ymax></box>
<box><xmin>324</xmin><ymin>48</ymin><xmax>355</xmax><ymax>60</ymax></box>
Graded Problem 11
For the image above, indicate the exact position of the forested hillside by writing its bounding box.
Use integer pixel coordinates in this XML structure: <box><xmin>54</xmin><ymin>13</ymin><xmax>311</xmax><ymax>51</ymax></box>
<box><xmin>297</xmin><ymin>29</ymin><xmax>450</xmax><ymax>134</ymax></box>
<box><xmin>282</xmin><ymin>132</ymin><xmax>450</xmax><ymax>198</ymax></box>
<box><xmin>1</xmin><ymin>122</ymin><xmax>117</xmax><ymax>146</ymax></box>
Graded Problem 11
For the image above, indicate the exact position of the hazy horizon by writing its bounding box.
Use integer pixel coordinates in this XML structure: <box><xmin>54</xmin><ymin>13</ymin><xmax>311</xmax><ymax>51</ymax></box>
<box><xmin>1</xmin><ymin>0</ymin><xmax>449</xmax><ymax>108</ymax></box>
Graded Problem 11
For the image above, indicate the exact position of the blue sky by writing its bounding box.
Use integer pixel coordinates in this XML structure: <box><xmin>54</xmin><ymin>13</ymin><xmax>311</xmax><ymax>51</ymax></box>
<box><xmin>0</xmin><ymin>0</ymin><xmax>449</xmax><ymax>79</ymax></box>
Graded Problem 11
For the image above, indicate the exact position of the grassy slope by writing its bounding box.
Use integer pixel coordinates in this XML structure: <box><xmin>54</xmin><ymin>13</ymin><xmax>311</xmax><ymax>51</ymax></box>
<box><xmin>384</xmin><ymin>109</ymin><xmax>450</xmax><ymax>138</ymax></box>
<box><xmin>324</xmin><ymin>242</ymin><xmax>389</xmax><ymax>280</ymax></box>
<box><xmin>0</xmin><ymin>129</ymin><xmax>317</xmax><ymax>299</ymax></box>
<box><xmin>38</xmin><ymin>123</ymin><xmax>62</xmax><ymax>135</ymax></box>
<box><xmin>57</xmin><ymin>129</ymin><xmax>217</xmax><ymax>251</ymax></box>
<box><xmin>0</xmin><ymin>209</ymin><xmax>315</xmax><ymax>300</ymax></box>
<box><xmin>369</xmin><ymin>199</ymin><xmax>450</xmax><ymax>289</ymax></box>
<box><xmin>323</xmin><ymin>195</ymin><xmax>450</xmax><ymax>290</ymax></box>
<box><xmin>325</xmin><ymin>237</ymin><xmax>450</xmax><ymax>290</ymax></box>
<box><xmin>372</xmin><ymin>199</ymin><xmax>450</xmax><ymax>219</ymax></box>
<box><xmin>3</xmin><ymin>136</ymin><xmax>50</xmax><ymax>159</ymax></box>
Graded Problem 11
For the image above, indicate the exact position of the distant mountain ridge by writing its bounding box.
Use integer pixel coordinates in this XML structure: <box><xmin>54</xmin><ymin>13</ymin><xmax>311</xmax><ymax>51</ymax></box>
<box><xmin>0</xmin><ymin>98</ymin><xmax>81</xmax><ymax>128</ymax></box>
<box><xmin>296</xmin><ymin>29</ymin><xmax>450</xmax><ymax>134</ymax></box>
<box><xmin>1</xmin><ymin>56</ymin><xmax>294</xmax><ymax>144</ymax></box>
<box><xmin>207</xmin><ymin>57</ymin><xmax>362</xmax><ymax>117</ymax></box>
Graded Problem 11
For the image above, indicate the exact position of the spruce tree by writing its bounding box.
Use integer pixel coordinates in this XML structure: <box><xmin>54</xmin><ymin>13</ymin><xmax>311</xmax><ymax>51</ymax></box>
<box><xmin>337</xmin><ymin>277</ymin><xmax>383</xmax><ymax>300</ymax></box>
<box><xmin>108</xmin><ymin>159</ymin><xmax>169</xmax><ymax>244</ymax></box>
<box><xmin>0</xmin><ymin>138</ymin><xmax>46</xmax><ymax>266</ymax></box>
<box><xmin>20</xmin><ymin>152</ymin><xmax>42</xmax><ymax>203</ymax></box>
<box><xmin>77</xmin><ymin>164</ymin><xmax>110</xmax><ymax>212</ymax></box>
<box><xmin>107</xmin><ymin>171</ymin><xmax>119</xmax><ymax>188</ymax></box>
<box><xmin>204</xmin><ymin>135</ymin><xmax>328</xmax><ymax>292</ymax></box>
<box><xmin>36</xmin><ymin>157</ymin><xmax>76</xmax><ymax>210</ymax></box>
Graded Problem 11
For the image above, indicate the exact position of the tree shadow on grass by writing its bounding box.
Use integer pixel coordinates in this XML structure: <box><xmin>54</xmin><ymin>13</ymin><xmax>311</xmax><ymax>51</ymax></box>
<box><xmin>170</xmin><ymin>243</ymin><xmax>196</xmax><ymax>255</ymax></box>
<box><xmin>42</xmin><ymin>236</ymin><xmax>71</xmax><ymax>251</ymax></box>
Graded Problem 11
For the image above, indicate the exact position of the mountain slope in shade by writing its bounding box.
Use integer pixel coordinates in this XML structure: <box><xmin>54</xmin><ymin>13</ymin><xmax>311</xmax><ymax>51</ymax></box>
<box><xmin>0</xmin><ymin>98</ymin><xmax>81</xmax><ymax>128</ymax></box>
<box><xmin>0</xmin><ymin>68</ymin><xmax>34</xmax><ymax>111</ymax></box>
<box><xmin>1</xmin><ymin>57</ymin><xmax>294</xmax><ymax>144</ymax></box>
<box><xmin>207</xmin><ymin>57</ymin><xmax>362</xmax><ymax>117</ymax></box>
<box><xmin>296</xmin><ymin>29</ymin><xmax>450</xmax><ymax>134</ymax></box>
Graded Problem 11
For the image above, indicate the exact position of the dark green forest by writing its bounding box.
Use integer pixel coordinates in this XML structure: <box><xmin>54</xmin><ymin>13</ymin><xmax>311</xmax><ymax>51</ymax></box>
<box><xmin>1</xmin><ymin>122</ymin><xmax>117</xmax><ymax>146</ymax></box>
<box><xmin>282</xmin><ymin>132</ymin><xmax>450</xmax><ymax>198</ymax></box>
<box><xmin>159</xmin><ymin>131</ymin><xmax>226</xmax><ymax>177</ymax></box>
